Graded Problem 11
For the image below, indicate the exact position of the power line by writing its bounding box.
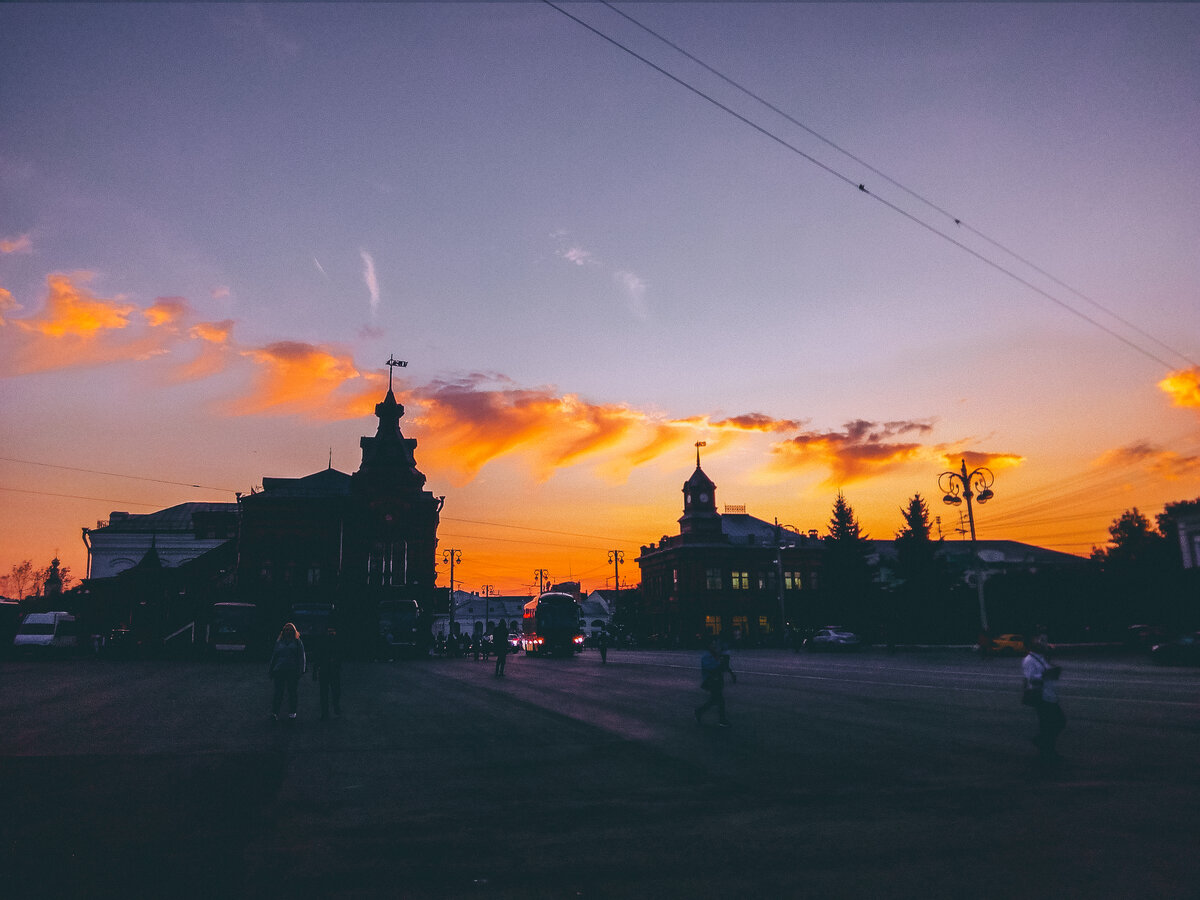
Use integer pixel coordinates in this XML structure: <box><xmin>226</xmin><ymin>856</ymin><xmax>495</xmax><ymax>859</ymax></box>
<box><xmin>599</xmin><ymin>1</ymin><xmax>1197</xmax><ymax>372</ymax></box>
<box><xmin>0</xmin><ymin>486</ymin><xmax>164</xmax><ymax>508</ymax></box>
<box><xmin>547</xmin><ymin>1</ymin><xmax>1192</xmax><ymax>373</ymax></box>
<box><xmin>0</xmin><ymin>456</ymin><xmax>239</xmax><ymax>493</ymax></box>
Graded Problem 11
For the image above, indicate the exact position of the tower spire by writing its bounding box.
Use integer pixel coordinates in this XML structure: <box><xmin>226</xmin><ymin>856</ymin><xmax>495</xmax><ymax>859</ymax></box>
<box><xmin>695</xmin><ymin>440</ymin><xmax>706</xmax><ymax>468</ymax></box>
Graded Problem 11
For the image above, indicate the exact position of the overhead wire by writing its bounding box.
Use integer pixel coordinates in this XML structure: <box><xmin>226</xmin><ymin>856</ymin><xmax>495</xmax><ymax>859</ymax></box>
<box><xmin>0</xmin><ymin>456</ymin><xmax>239</xmax><ymax>494</ymax></box>
<box><xmin>597</xmin><ymin>1</ymin><xmax>1197</xmax><ymax>371</ymax></box>
<box><xmin>545</xmin><ymin>1</ymin><xmax>1191</xmax><ymax>373</ymax></box>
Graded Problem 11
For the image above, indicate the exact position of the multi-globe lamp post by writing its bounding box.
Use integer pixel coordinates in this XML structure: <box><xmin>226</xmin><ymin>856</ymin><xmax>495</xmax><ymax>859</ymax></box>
<box><xmin>937</xmin><ymin>460</ymin><xmax>996</xmax><ymax>635</ymax></box>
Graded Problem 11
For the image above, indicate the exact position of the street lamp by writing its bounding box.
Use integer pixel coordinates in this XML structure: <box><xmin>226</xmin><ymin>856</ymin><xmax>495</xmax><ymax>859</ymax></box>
<box><xmin>937</xmin><ymin>460</ymin><xmax>995</xmax><ymax>634</ymax></box>
<box><xmin>443</xmin><ymin>549</ymin><xmax>462</xmax><ymax>635</ymax></box>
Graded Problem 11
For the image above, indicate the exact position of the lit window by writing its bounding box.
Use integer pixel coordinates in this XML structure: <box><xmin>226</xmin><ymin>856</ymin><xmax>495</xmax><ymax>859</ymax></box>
<box><xmin>732</xmin><ymin>571</ymin><xmax>749</xmax><ymax>590</ymax></box>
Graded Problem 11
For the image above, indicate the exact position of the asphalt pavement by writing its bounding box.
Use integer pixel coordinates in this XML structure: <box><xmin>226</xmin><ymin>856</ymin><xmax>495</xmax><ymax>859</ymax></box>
<box><xmin>2</xmin><ymin>648</ymin><xmax>1198</xmax><ymax>898</ymax></box>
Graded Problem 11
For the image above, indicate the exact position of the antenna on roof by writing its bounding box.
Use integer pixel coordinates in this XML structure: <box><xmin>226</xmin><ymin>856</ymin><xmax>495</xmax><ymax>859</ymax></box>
<box><xmin>328</xmin><ymin>448</ymin><xmax>332</xmax><ymax>470</ymax></box>
<box><xmin>386</xmin><ymin>355</ymin><xmax>408</xmax><ymax>391</ymax></box>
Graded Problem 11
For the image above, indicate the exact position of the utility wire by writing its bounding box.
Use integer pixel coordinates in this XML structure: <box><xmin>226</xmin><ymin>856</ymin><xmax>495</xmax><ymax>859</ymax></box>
<box><xmin>547</xmin><ymin>1</ymin><xmax>1191</xmax><ymax>372</ymax></box>
<box><xmin>599</xmin><ymin>1</ymin><xmax>1197</xmax><ymax>371</ymax></box>
<box><xmin>0</xmin><ymin>456</ymin><xmax>239</xmax><ymax>493</ymax></box>
<box><xmin>0</xmin><ymin>486</ymin><xmax>164</xmax><ymax>508</ymax></box>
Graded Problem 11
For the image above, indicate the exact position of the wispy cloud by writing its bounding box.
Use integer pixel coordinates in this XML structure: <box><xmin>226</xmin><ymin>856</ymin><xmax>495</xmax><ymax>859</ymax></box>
<box><xmin>560</xmin><ymin>246</ymin><xmax>596</xmax><ymax>267</ymax></box>
<box><xmin>0</xmin><ymin>274</ymin><xmax>171</xmax><ymax>375</ymax></box>
<box><xmin>614</xmin><ymin>270</ymin><xmax>648</xmax><ymax>320</ymax></box>
<box><xmin>0</xmin><ymin>287</ymin><xmax>19</xmax><ymax>324</ymax></box>
<box><xmin>360</xmin><ymin>249</ymin><xmax>380</xmax><ymax>315</ymax></box>
<box><xmin>143</xmin><ymin>297</ymin><xmax>190</xmax><ymax>329</ymax></box>
<box><xmin>211</xmin><ymin>285</ymin><xmax>232</xmax><ymax>301</ymax></box>
<box><xmin>1159</xmin><ymin>366</ymin><xmax>1200</xmax><ymax>409</ymax></box>
<box><xmin>1094</xmin><ymin>442</ymin><xmax>1200</xmax><ymax>481</ymax></box>
<box><xmin>0</xmin><ymin>234</ymin><xmax>32</xmax><ymax>254</ymax></box>
<box><xmin>228</xmin><ymin>341</ymin><xmax>380</xmax><ymax>419</ymax></box>
<box><xmin>768</xmin><ymin>419</ymin><xmax>943</xmax><ymax>486</ymax></box>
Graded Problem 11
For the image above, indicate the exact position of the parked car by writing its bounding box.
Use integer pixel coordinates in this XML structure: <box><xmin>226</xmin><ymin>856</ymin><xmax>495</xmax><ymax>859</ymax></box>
<box><xmin>989</xmin><ymin>633</ymin><xmax>1027</xmax><ymax>657</ymax></box>
<box><xmin>805</xmin><ymin>628</ymin><xmax>861</xmax><ymax>651</ymax></box>
<box><xmin>1150</xmin><ymin>632</ymin><xmax>1200</xmax><ymax>666</ymax></box>
<box><xmin>13</xmin><ymin>611</ymin><xmax>80</xmax><ymax>654</ymax></box>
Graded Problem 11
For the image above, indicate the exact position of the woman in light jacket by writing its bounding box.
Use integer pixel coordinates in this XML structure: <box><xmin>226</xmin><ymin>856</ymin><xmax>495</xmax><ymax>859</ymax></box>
<box><xmin>268</xmin><ymin>622</ymin><xmax>306</xmax><ymax>721</ymax></box>
<box><xmin>1022</xmin><ymin>634</ymin><xmax>1064</xmax><ymax>761</ymax></box>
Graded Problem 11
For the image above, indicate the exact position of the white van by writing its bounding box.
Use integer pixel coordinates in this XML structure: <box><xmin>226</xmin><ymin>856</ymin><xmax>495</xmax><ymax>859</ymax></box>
<box><xmin>13</xmin><ymin>611</ymin><xmax>80</xmax><ymax>653</ymax></box>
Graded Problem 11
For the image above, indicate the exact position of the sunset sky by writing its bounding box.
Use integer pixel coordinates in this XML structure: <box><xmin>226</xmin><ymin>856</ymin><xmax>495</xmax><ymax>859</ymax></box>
<box><xmin>2</xmin><ymin>3</ymin><xmax>1197</xmax><ymax>596</ymax></box>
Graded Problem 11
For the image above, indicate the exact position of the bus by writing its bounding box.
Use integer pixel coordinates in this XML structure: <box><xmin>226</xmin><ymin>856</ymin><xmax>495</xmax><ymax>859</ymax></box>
<box><xmin>521</xmin><ymin>592</ymin><xmax>584</xmax><ymax>656</ymax></box>
<box><xmin>377</xmin><ymin>598</ymin><xmax>423</xmax><ymax>658</ymax></box>
<box><xmin>206</xmin><ymin>602</ymin><xmax>258</xmax><ymax>654</ymax></box>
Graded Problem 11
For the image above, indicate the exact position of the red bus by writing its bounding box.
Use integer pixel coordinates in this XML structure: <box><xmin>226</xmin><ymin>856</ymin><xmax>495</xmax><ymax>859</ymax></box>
<box><xmin>521</xmin><ymin>592</ymin><xmax>584</xmax><ymax>656</ymax></box>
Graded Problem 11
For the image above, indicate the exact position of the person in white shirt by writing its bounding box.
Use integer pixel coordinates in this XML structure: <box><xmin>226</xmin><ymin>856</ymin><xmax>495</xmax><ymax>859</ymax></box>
<box><xmin>1022</xmin><ymin>635</ymin><xmax>1065</xmax><ymax>761</ymax></box>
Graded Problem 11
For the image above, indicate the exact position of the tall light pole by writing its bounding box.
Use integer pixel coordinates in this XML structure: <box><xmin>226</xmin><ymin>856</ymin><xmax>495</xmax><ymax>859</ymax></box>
<box><xmin>443</xmin><ymin>549</ymin><xmax>462</xmax><ymax>634</ymax></box>
<box><xmin>937</xmin><ymin>459</ymin><xmax>996</xmax><ymax>634</ymax></box>
<box><xmin>482</xmin><ymin>584</ymin><xmax>494</xmax><ymax>635</ymax></box>
<box><xmin>773</xmin><ymin>522</ymin><xmax>798</xmax><ymax>645</ymax></box>
<box><xmin>608</xmin><ymin>550</ymin><xmax>623</xmax><ymax>635</ymax></box>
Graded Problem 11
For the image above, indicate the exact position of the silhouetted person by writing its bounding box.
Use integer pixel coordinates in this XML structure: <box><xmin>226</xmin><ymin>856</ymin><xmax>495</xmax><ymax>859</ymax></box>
<box><xmin>598</xmin><ymin>629</ymin><xmax>609</xmax><ymax>664</ymax></box>
<box><xmin>1022</xmin><ymin>634</ymin><xmax>1065</xmax><ymax>763</ymax></box>
<box><xmin>312</xmin><ymin>624</ymin><xmax>343</xmax><ymax>720</ymax></box>
<box><xmin>268</xmin><ymin>622</ymin><xmax>306</xmax><ymax>721</ymax></box>
<box><xmin>719</xmin><ymin>636</ymin><xmax>736</xmax><ymax>684</ymax></box>
<box><xmin>695</xmin><ymin>639</ymin><xmax>730</xmax><ymax>727</ymax></box>
<box><xmin>493</xmin><ymin>622</ymin><xmax>509</xmax><ymax>677</ymax></box>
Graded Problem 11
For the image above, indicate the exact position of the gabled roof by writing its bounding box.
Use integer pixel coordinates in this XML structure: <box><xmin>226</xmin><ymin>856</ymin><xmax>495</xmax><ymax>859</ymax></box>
<box><xmin>90</xmin><ymin>502</ymin><xmax>237</xmax><ymax>534</ymax></box>
<box><xmin>260</xmin><ymin>467</ymin><xmax>353</xmax><ymax>497</ymax></box>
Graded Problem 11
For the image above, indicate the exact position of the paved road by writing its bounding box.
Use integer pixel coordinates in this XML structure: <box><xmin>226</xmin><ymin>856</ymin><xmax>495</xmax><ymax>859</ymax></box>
<box><xmin>2</xmin><ymin>648</ymin><xmax>1198</xmax><ymax>898</ymax></box>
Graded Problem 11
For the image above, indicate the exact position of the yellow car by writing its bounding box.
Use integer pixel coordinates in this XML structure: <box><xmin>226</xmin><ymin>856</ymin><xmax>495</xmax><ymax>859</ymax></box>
<box><xmin>988</xmin><ymin>633</ymin><xmax>1027</xmax><ymax>656</ymax></box>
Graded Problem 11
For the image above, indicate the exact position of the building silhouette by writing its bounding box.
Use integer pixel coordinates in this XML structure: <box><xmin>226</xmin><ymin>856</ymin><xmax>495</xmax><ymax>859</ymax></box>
<box><xmin>637</xmin><ymin>449</ymin><xmax>823</xmax><ymax>646</ymax></box>
<box><xmin>237</xmin><ymin>377</ymin><xmax>443</xmax><ymax>654</ymax></box>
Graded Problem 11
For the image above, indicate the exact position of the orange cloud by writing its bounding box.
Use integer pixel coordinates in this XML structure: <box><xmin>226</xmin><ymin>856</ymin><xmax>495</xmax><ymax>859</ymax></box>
<box><xmin>0</xmin><ymin>287</ymin><xmax>18</xmax><ymax>324</ymax></box>
<box><xmin>1094</xmin><ymin>442</ymin><xmax>1200</xmax><ymax>480</ymax></box>
<box><xmin>768</xmin><ymin>419</ymin><xmax>937</xmax><ymax>485</ymax></box>
<box><xmin>228</xmin><ymin>341</ymin><xmax>380</xmax><ymax>418</ymax></box>
<box><xmin>409</xmin><ymin>375</ymin><xmax>643</xmax><ymax>482</ymax></box>
<box><xmin>173</xmin><ymin>319</ymin><xmax>236</xmax><ymax>381</ymax></box>
<box><xmin>143</xmin><ymin>297</ymin><xmax>190</xmax><ymax>329</ymax></box>
<box><xmin>948</xmin><ymin>450</ymin><xmax>1025</xmax><ymax>472</ymax></box>
<box><xmin>1159</xmin><ymin>367</ymin><xmax>1200</xmax><ymax>409</ymax></box>
<box><xmin>0</xmin><ymin>234</ymin><xmax>32</xmax><ymax>254</ymax></box>
<box><xmin>23</xmin><ymin>273</ymin><xmax>135</xmax><ymax>337</ymax></box>
<box><xmin>0</xmin><ymin>274</ymin><xmax>177</xmax><ymax>375</ymax></box>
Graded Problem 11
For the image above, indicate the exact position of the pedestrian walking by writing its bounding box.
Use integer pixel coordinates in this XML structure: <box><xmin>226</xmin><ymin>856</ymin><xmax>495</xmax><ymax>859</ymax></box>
<box><xmin>493</xmin><ymin>622</ymin><xmax>509</xmax><ymax>677</ymax></box>
<box><xmin>311</xmin><ymin>624</ymin><xmax>343</xmax><ymax>720</ymax></box>
<box><xmin>694</xmin><ymin>639</ymin><xmax>730</xmax><ymax>727</ymax></box>
<box><xmin>268</xmin><ymin>622</ymin><xmax>306</xmax><ymax>721</ymax></box>
<box><xmin>598</xmin><ymin>629</ymin><xmax>609</xmax><ymax>664</ymax></box>
<box><xmin>719</xmin><ymin>636</ymin><xmax>736</xmax><ymax>684</ymax></box>
<box><xmin>1022</xmin><ymin>634</ymin><xmax>1065</xmax><ymax>762</ymax></box>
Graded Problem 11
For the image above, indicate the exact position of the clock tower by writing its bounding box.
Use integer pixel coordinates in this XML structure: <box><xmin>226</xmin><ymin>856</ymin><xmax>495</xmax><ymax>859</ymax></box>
<box><xmin>679</xmin><ymin>443</ymin><xmax>720</xmax><ymax>537</ymax></box>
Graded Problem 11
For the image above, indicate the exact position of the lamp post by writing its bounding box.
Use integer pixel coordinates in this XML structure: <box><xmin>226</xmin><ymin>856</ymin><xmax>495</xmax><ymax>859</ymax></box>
<box><xmin>443</xmin><ymin>549</ymin><xmax>462</xmax><ymax>635</ymax></box>
<box><xmin>937</xmin><ymin>460</ymin><xmax>995</xmax><ymax>634</ymax></box>
<box><xmin>773</xmin><ymin>523</ymin><xmax>799</xmax><ymax>645</ymax></box>
<box><xmin>482</xmin><ymin>584</ymin><xmax>493</xmax><ymax>637</ymax></box>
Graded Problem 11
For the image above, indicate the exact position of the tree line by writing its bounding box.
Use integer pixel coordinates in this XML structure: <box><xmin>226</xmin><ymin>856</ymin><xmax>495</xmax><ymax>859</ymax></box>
<box><xmin>820</xmin><ymin>492</ymin><xmax>1200</xmax><ymax>643</ymax></box>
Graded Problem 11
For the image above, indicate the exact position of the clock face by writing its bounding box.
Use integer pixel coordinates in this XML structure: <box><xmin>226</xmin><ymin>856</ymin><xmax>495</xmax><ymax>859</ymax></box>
<box><xmin>699</xmin><ymin>493</ymin><xmax>709</xmax><ymax>503</ymax></box>
<box><xmin>686</xmin><ymin>494</ymin><xmax>692</xmax><ymax>504</ymax></box>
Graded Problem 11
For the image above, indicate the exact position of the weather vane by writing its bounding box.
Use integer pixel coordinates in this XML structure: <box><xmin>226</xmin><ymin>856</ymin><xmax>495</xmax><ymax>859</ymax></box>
<box><xmin>386</xmin><ymin>354</ymin><xmax>408</xmax><ymax>390</ymax></box>
<box><xmin>695</xmin><ymin>440</ymin><xmax>706</xmax><ymax>466</ymax></box>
